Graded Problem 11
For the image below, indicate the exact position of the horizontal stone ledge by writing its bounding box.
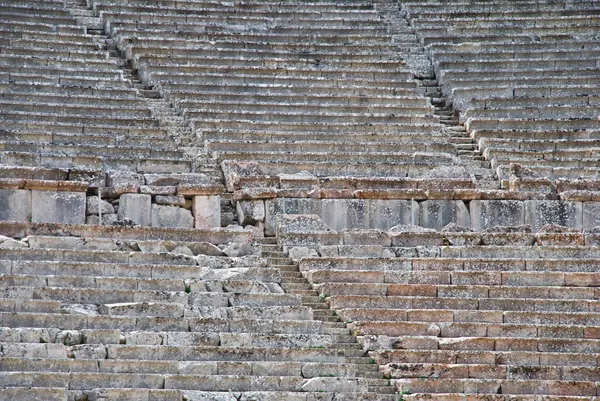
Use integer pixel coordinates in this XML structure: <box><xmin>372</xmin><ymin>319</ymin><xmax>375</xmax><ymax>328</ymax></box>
<box><xmin>0</xmin><ymin>179</ymin><xmax>88</xmax><ymax>192</ymax></box>
<box><xmin>233</xmin><ymin>186</ymin><xmax>594</xmax><ymax>202</ymax></box>
<box><xmin>0</xmin><ymin>221</ymin><xmax>252</xmax><ymax>244</ymax></box>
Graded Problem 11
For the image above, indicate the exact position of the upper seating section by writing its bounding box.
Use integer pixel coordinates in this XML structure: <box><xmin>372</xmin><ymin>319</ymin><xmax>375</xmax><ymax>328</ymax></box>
<box><xmin>0</xmin><ymin>0</ymin><xmax>205</xmax><ymax>183</ymax></box>
<box><xmin>0</xmin><ymin>0</ymin><xmax>224</xmax><ymax>227</ymax></box>
<box><xmin>401</xmin><ymin>0</ymin><xmax>600</xmax><ymax>182</ymax></box>
<box><xmin>86</xmin><ymin>0</ymin><xmax>470</xmax><ymax>187</ymax></box>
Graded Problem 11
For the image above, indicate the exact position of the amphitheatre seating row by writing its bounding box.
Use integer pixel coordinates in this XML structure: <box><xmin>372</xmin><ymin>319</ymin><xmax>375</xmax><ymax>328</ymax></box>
<box><xmin>280</xmin><ymin>215</ymin><xmax>600</xmax><ymax>400</ymax></box>
<box><xmin>86</xmin><ymin>0</ymin><xmax>472</xmax><ymax>182</ymax></box>
<box><xmin>0</xmin><ymin>221</ymin><xmax>394</xmax><ymax>400</ymax></box>
<box><xmin>401</xmin><ymin>0</ymin><xmax>600</xmax><ymax>181</ymax></box>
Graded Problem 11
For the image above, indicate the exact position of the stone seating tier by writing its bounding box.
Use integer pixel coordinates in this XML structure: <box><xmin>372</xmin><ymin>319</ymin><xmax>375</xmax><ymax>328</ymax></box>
<box><xmin>0</xmin><ymin>220</ymin><xmax>396</xmax><ymax>400</ymax></box>
<box><xmin>278</xmin><ymin>214</ymin><xmax>600</xmax><ymax>399</ymax></box>
<box><xmin>402</xmin><ymin>0</ymin><xmax>600</xmax><ymax>181</ymax></box>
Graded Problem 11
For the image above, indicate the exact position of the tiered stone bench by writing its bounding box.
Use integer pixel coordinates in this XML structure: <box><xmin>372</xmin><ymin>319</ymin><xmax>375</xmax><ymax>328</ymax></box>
<box><xmin>0</xmin><ymin>221</ymin><xmax>395</xmax><ymax>401</ymax></box>
<box><xmin>279</xmin><ymin>215</ymin><xmax>600</xmax><ymax>400</ymax></box>
<box><xmin>4</xmin><ymin>0</ymin><xmax>600</xmax><ymax>400</ymax></box>
<box><xmin>0</xmin><ymin>0</ymin><xmax>223</xmax><ymax>228</ymax></box>
<box><xmin>86</xmin><ymin>0</ymin><xmax>477</xmax><ymax>184</ymax></box>
<box><xmin>401</xmin><ymin>0</ymin><xmax>600</xmax><ymax>182</ymax></box>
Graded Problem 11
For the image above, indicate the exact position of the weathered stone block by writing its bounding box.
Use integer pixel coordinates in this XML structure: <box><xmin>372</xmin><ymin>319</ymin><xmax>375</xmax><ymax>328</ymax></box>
<box><xmin>236</xmin><ymin>200</ymin><xmax>265</xmax><ymax>225</ymax></box>
<box><xmin>86</xmin><ymin>196</ymin><xmax>114</xmax><ymax>215</ymax></box>
<box><xmin>582</xmin><ymin>202</ymin><xmax>600</xmax><ymax>230</ymax></box>
<box><xmin>420</xmin><ymin>200</ymin><xmax>470</xmax><ymax>230</ymax></box>
<box><xmin>470</xmin><ymin>200</ymin><xmax>525</xmax><ymax>231</ymax></box>
<box><xmin>0</xmin><ymin>189</ymin><xmax>31</xmax><ymax>222</ymax></box>
<box><xmin>193</xmin><ymin>195</ymin><xmax>221</xmax><ymax>229</ymax></box>
<box><xmin>118</xmin><ymin>193</ymin><xmax>151</xmax><ymax>226</ymax></box>
<box><xmin>525</xmin><ymin>200</ymin><xmax>582</xmax><ymax>231</ymax></box>
<box><xmin>31</xmin><ymin>191</ymin><xmax>85</xmax><ymax>224</ymax></box>
<box><xmin>151</xmin><ymin>204</ymin><xmax>194</xmax><ymax>228</ymax></box>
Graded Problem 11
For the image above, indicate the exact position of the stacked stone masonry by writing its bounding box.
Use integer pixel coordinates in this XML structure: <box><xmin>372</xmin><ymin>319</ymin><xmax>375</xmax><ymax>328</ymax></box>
<box><xmin>2</xmin><ymin>0</ymin><xmax>600</xmax><ymax>400</ymax></box>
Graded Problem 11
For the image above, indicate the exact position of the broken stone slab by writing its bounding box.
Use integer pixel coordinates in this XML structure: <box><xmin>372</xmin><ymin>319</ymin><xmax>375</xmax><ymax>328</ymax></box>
<box><xmin>536</xmin><ymin>224</ymin><xmax>584</xmax><ymax>246</ymax></box>
<box><xmin>134</xmin><ymin>240</ymin><xmax>169</xmax><ymax>253</ymax></box>
<box><xmin>32</xmin><ymin>191</ymin><xmax>86</xmax><ymax>225</ymax></box>
<box><xmin>151</xmin><ymin>204</ymin><xmax>194</xmax><ymax>228</ymax></box>
<box><xmin>301</xmin><ymin>377</ymin><xmax>369</xmax><ymax>393</ymax></box>
<box><xmin>222</xmin><ymin>243</ymin><xmax>258</xmax><ymax>258</ymax></box>
<box><xmin>171</xmin><ymin>245</ymin><xmax>194</xmax><ymax>257</ymax></box>
<box><xmin>236</xmin><ymin>199</ymin><xmax>266</xmax><ymax>225</ymax></box>
<box><xmin>342</xmin><ymin>229</ymin><xmax>391</xmax><ymax>246</ymax></box>
<box><xmin>187</xmin><ymin>242</ymin><xmax>226</xmax><ymax>256</ymax></box>
<box><xmin>85</xmin><ymin>196</ymin><xmax>115</xmax><ymax>215</ymax></box>
<box><xmin>0</xmin><ymin>235</ymin><xmax>28</xmax><ymax>248</ymax></box>
<box><xmin>140</xmin><ymin>185</ymin><xmax>177</xmax><ymax>195</ymax></box>
<box><xmin>389</xmin><ymin>224</ymin><xmax>436</xmax><ymax>233</ymax></box>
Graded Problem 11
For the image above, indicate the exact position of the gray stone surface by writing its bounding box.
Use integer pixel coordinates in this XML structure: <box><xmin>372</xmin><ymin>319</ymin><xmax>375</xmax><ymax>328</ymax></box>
<box><xmin>525</xmin><ymin>200</ymin><xmax>582</xmax><ymax>231</ymax></box>
<box><xmin>31</xmin><ymin>191</ymin><xmax>86</xmax><ymax>224</ymax></box>
<box><xmin>470</xmin><ymin>200</ymin><xmax>525</xmax><ymax>231</ymax></box>
<box><xmin>151</xmin><ymin>204</ymin><xmax>194</xmax><ymax>228</ymax></box>
<box><xmin>86</xmin><ymin>196</ymin><xmax>115</xmax><ymax>215</ymax></box>
<box><xmin>420</xmin><ymin>200</ymin><xmax>470</xmax><ymax>230</ymax></box>
<box><xmin>236</xmin><ymin>200</ymin><xmax>265</xmax><ymax>226</ymax></box>
<box><xmin>583</xmin><ymin>202</ymin><xmax>600</xmax><ymax>230</ymax></box>
<box><xmin>193</xmin><ymin>195</ymin><xmax>221</xmax><ymax>229</ymax></box>
<box><xmin>0</xmin><ymin>190</ymin><xmax>31</xmax><ymax>222</ymax></box>
<box><xmin>266</xmin><ymin>198</ymin><xmax>419</xmax><ymax>233</ymax></box>
<box><xmin>118</xmin><ymin>194</ymin><xmax>151</xmax><ymax>226</ymax></box>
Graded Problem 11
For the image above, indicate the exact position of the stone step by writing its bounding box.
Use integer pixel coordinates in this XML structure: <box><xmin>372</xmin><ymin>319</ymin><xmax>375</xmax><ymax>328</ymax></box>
<box><xmin>1</xmin><ymin>317</ymin><xmax>325</xmax><ymax>336</ymax></box>
<box><xmin>0</xmin><ymin>387</ymin><xmax>66</xmax><ymax>401</ymax></box>
<box><xmin>156</xmin><ymin>75</ymin><xmax>419</xmax><ymax>91</ymax></box>
<box><xmin>373</xmin><ymin>348</ymin><xmax>600</xmax><ymax>367</ymax></box>
<box><xmin>202</xmin><ymin>129</ymin><xmax>451</xmax><ymax>144</ymax></box>
<box><xmin>193</xmin><ymin>119</ymin><xmax>443</xmax><ymax>135</ymax></box>
<box><xmin>0</xmin><ymin>357</ymin><xmax>383</xmax><ymax>379</ymax></box>
<box><xmin>207</xmin><ymin>140</ymin><xmax>454</xmax><ymax>156</ymax></box>
<box><xmin>380</xmin><ymin>362</ymin><xmax>600</xmax><ymax>381</ymax></box>
<box><xmin>403</xmin><ymin>394</ymin><xmax>591</xmax><ymax>401</ymax></box>
<box><xmin>0</xmin><ymin>371</ymin><xmax>372</xmax><ymax>392</ymax></box>
<box><xmin>394</xmin><ymin>378</ymin><xmax>597</xmax><ymax>397</ymax></box>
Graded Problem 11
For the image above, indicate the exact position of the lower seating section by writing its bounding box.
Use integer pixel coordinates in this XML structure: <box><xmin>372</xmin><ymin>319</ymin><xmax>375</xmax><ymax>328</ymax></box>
<box><xmin>401</xmin><ymin>0</ymin><xmax>600</xmax><ymax>181</ymax></box>
<box><xmin>0</xmin><ymin>222</ymin><xmax>394</xmax><ymax>400</ymax></box>
<box><xmin>85</xmin><ymin>0</ymin><xmax>473</xmax><ymax>184</ymax></box>
<box><xmin>282</xmin><ymin>216</ymin><xmax>600</xmax><ymax>399</ymax></box>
